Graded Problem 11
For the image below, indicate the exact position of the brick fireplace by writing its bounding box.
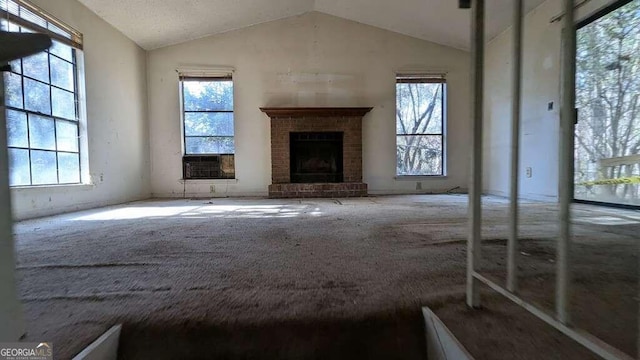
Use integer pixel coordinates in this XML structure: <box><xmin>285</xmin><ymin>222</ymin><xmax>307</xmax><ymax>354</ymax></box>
<box><xmin>261</xmin><ymin>107</ymin><xmax>372</xmax><ymax>198</ymax></box>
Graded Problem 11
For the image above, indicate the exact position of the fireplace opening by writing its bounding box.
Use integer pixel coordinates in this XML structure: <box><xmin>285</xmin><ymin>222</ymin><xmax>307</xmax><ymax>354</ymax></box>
<box><xmin>290</xmin><ymin>132</ymin><xmax>343</xmax><ymax>183</ymax></box>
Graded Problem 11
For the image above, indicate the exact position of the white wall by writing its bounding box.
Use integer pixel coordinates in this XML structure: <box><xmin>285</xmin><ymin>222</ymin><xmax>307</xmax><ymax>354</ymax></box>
<box><xmin>147</xmin><ymin>12</ymin><xmax>470</xmax><ymax>198</ymax></box>
<box><xmin>483</xmin><ymin>0</ymin><xmax>619</xmax><ymax>201</ymax></box>
<box><xmin>10</xmin><ymin>0</ymin><xmax>150</xmax><ymax>219</ymax></box>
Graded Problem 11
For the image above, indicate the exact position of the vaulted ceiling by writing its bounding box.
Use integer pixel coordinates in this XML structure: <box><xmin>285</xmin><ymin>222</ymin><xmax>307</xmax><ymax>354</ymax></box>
<box><xmin>78</xmin><ymin>0</ymin><xmax>546</xmax><ymax>50</ymax></box>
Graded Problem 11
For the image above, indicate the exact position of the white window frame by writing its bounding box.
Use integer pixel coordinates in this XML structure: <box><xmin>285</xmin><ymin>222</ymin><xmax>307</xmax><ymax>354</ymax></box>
<box><xmin>1</xmin><ymin>0</ymin><xmax>88</xmax><ymax>187</ymax></box>
<box><xmin>177</xmin><ymin>68</ymin><xmax>236</xmax><ymax>180</ymax></box>
<box><xmin>395</xmin><ymin>74</ymin><xmax>447</xmax><ymax>178</ymax></box>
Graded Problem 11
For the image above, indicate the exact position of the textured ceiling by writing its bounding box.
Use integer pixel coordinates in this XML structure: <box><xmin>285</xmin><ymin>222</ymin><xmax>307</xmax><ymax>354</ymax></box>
<box><xmin>78</xmin><ymin>0</ymin><xmax>546</xmax><ymax>50</ymax></box>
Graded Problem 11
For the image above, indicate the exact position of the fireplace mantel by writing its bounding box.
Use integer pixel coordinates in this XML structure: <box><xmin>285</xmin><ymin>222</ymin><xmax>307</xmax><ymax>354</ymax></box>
<box><xmin>260</xmin><ymin>107</ymin><xmax>373</xmax><ymax>118</ymax></box>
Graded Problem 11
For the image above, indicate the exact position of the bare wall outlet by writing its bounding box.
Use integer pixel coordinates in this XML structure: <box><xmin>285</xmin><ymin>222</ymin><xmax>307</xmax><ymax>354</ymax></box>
<box><xmin>525</xmin><ymin>167</ymin><xmax>532</xmax><ymax>178</ymax></box>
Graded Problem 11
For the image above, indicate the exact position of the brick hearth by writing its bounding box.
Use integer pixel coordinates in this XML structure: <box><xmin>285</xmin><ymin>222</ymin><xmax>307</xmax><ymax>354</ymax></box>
<box><xmin>261</xmin><ymin>107</ymin><xmax>372</xmax><ymax>198</ymax></box>
<box><xmin>269</xmin><ymin>183</ymin><xmax>368</xmax><ymax>198</ymax></box>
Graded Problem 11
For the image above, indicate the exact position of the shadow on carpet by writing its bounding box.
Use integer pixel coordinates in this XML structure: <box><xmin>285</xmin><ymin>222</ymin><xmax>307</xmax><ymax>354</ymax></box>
<box><xmin>118</xmin><ymin>308</ymin><xmax>426</xmax><ymax>359</ymax></box>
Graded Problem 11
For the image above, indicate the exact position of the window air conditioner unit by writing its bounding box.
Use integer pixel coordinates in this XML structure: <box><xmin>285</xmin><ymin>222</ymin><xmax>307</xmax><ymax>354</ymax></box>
<box><xmin>183</xmin><ymin>155</ymin><xmax>234</xmax><ymax>180</ymax></box>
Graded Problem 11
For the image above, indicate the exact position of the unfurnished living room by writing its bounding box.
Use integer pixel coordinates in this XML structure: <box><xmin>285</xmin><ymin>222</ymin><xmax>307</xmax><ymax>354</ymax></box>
<box><xmin>0</xmin><ymin>0</ymin><xmax>639</xmax><ymax>359</ymax></box>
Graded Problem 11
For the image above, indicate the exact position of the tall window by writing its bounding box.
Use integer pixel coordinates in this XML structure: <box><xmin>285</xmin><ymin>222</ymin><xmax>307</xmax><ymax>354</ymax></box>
<box><xmin>180</xmin><ymin>76</ymin><xmax>235</xmax><ymax>179</ymax></box>
<box><xmin>2</xmin><ymin>0</ymin><xmax>84</xmax><ymax>186</ymax></box>
<box><xmin>396</xmin><ymin>75</ymin><xmax>446</xmax><ymax>176</ymax></box>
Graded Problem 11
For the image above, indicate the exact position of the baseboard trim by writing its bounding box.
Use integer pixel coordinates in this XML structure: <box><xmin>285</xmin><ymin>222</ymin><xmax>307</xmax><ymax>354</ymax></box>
<box><xmin>484</xmin><ymin>189</ymin><xmax>557</xmax><ymax>202</ymax></box>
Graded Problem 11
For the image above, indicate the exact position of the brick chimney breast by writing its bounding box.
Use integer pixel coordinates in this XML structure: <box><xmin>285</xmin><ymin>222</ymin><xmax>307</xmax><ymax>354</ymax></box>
<box><xmin>261</xmin><ymin>107</ymin><xmax>372</xmax><ymax>198</ymax></box>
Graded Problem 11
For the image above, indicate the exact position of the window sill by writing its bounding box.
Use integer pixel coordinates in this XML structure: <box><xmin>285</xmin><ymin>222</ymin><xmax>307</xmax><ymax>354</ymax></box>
<box><xmin>10</xmin><ymin>183</ymin><xmax>95</xmax><ymax>190</ymax></box>
<box><xmin>395</xmin><ymin>175</ymin><xmax>448</xmax><ymax>181</ymax></box>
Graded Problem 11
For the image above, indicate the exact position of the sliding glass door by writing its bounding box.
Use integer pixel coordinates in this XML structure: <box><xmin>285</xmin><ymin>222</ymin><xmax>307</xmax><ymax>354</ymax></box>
<box><xmin>574</xmin><ymin>0</ymin><xmax>640</xmax><ymax>206</ymax></box>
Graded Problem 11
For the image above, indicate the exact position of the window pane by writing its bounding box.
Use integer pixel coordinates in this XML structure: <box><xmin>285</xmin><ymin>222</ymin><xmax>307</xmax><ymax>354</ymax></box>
<box><xmin>184</xmin><ymin>112</ymin><xmax>234</xmax><ymax>136</ymax></box>
<box><xmin>185</xmin><ymin>136</ymin><xmax>235</xmax><ymax>154</ymax></box>
<box><xmin>22</xmin><ymin>52</ymin><xmax>49</xmax><ymax>83</ymax></box>
<box><xmin>4</xmin><ymin>72</ymin><xmax>23</xmax><ymax>109</ymax></box>
<box><xmin>30</xmin><ymin>150</ymin><xmax>57</xmax><ymax>185</ymax></box>
<box><xmin>58</xmin><ymin>152</ymin><xmax>80</xmax><ymax>183</ymax></box>
<box><xmin>8</xmin><ymin>148</ymin><xmax>30</xmax><ymax>186</ymax></box>
<box><xmin>52</xmin><ymin>87</ymin><xmax>76</xmax><ymax>120</ymax></box>
<box><xmin>183</xmin><ymin>80</ymin><xmax>233</xmax><ymax>111</ymax></box>
<box><xmin>56</xmin><ymin>120</ymin><xmax>79</xmax><ymax>152</ymax></box>
<box><xmin>50</xmin><ymin>56</ymin><xmax>74</xmax><ymax>91</ymax></box>
<box><xmin>396</xmin><ymin>82</ymin><xmax>443</xmax><ymax>134</ymax></box>
<box><xmin>396</xmin><ymin>135</ymin><xmax>443</xmax><ymax>176</ymax></box>
<box><xmin>9</xmin><ymin>59</ymin><xmax>21</xmax><ymax>74</ymax></box>
<box><xmin>50</xmin><ymin>40</ymin><xmax>73</xmax><ymax>62</ymax></box>
<box><xmin>6</xmin><ymin>109</ymin><xmax>28</xmax><ymax>148</ymax></box>
<box><xmin>24</xmin><ymin>78</ymin><xmax>51</xmax><ymax>115</ymax></box>
<box><xmin>29</xmin><ymin>115</ymin><xmax>56</xmax><ymax>150</ymax></box>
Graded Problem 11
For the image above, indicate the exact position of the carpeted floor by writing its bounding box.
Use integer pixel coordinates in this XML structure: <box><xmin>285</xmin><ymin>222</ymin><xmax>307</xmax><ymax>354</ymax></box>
<box><xmin>12</xmin><ymin>195</ymin><xmax>639</xmax><ymax>359</ymax></box>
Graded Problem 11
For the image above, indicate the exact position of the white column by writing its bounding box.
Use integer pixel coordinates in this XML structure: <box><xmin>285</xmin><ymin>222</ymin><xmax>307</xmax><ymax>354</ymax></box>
<box><xmin>557</xmin><ymin>0</ymin><xmax>576</xmax><ymax>324</ymax></box>
<box><xmin>466</xmin><ymin>0</ymin><xmax>484</xmax><ymax>308</ymax></box>
<box><xmin>507</xmin><ymin>0</ymin><xmax>523</xmax><ymax>293</ymax></box>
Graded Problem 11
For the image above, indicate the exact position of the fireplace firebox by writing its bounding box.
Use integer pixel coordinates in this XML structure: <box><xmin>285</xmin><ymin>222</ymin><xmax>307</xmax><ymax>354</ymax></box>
<box><xmin>290</xmin><ymin>132</ymin><xmax>343</xmax><ymax>183</ymax></box>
